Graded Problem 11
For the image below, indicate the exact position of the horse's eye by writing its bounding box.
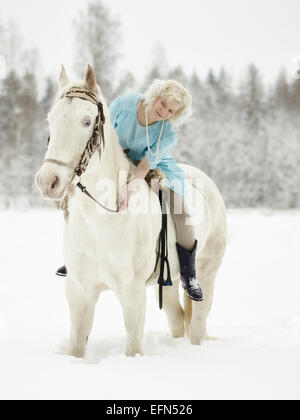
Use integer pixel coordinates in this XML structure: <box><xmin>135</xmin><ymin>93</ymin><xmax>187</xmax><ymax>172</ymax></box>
<box><xmin>83</xmin><ymin>118</ymin><xmax>91</xmax><ymax>127</ymax></box>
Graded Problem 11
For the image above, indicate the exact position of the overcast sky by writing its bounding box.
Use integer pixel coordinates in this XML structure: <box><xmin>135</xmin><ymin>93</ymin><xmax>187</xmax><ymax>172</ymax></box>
<box><xmin>0</xmin><ymin>0</ymin><xmax>299</xmax><ymax>86</ymax></box>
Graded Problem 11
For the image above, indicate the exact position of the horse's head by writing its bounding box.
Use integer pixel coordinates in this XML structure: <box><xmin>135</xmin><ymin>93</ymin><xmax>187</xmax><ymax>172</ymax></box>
<box><xmin>36</xmin><ymin>65</ymin><xmax>103</xmax><ymax>201</ymax></box>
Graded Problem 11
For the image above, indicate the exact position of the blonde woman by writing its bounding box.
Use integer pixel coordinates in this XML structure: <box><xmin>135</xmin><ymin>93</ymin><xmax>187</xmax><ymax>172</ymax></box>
<box><xmin>57</xmin><ymin>79</ymin><xmax>203</xmax><ymax>302</ymax></box>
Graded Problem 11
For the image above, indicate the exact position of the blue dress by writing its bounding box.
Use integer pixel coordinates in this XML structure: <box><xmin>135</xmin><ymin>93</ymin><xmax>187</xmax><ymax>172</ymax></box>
<box><xmin>109</xmin><ymin>93</ymin><xmax>187</xmax><ymax>196</ymax></box>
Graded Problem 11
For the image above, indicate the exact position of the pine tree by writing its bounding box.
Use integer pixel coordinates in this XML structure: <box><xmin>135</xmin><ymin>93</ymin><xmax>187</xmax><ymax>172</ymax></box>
<box><xmin>290</xmin><ymin>78</ymin><xmax>300</xmax><ymax>111</ymax></box>
<box><xmin>239</xmin><ymin>64</ymin><xmax>265</xmax><ymax>133</ymax></box>
<box><xmin>0</xmin><ymin>71</ymin><xmax>22</xmax><ymax>208</ymax></box>
<box><xmin>274</xmin><ymin>68</ymin><xmax>290</xmax><ymax>108</ymax></box>
<box><xmin>167</xmin><ymin>66</ymin><xmax>189</xmax><ymax>87</ymax></box>
<box><xmin>139</xmin><ymin>66</ymin><xmax>162</xmax><ymax>93</ymax></box>
<box><xmin>140</xmin><ymin>43</ymin><xmax>170</xmax><ymax>92</ymax></box>
<box><xmin>216</xmin><ymin>67</ymin><xmax>232</xmax><ymax>105</ymax></box>
<box><xmin>73</xmin><ymin>0</ymin><xmax>121</xmax><ymax>103</ymax></box>
<box><xmin>112</xmin><ymin>71</ymin><xmax>137</xmax><ymax>99</ymax></box>
<box><xmin>18</xmin><ymin>70</ymin><xmax>40</xmax><ymax>206</ymax></box>
<box><xmin>150</xmin><ymin>42</ymin><xmax>169</xmax><ymax>79</ymax></box>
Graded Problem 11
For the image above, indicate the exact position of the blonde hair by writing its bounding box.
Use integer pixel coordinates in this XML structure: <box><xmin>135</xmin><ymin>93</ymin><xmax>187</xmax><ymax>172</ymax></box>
<box><xmin>143</xmin><ymin>79</ymin><xmax>192</xmax><ymax>127</ymax></box>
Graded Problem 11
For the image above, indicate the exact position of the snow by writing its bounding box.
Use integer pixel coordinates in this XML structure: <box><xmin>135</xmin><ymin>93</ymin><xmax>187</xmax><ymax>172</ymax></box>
<box><xmin>0</xmin><ymin>208</ymin><xmax>299</xmax><ymax>400</ymax></box>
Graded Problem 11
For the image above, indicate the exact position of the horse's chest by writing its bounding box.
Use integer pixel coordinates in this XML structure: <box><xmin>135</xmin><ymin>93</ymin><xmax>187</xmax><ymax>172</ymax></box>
<box><xmin>64</xmin><ymin>216</ymin><xmax>158</xmax><ymax>282</ymax></box>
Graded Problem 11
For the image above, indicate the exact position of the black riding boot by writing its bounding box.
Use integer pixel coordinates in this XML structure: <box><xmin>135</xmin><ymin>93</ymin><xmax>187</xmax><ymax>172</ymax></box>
<box><xmin>176</xmin><ymin>240</ymin><xmax>203</xmax><ymax>302</ymax></box>
<box><xmin>56</xmin><ymin>265</ymin><xmax>67</xmax><ymax>277</ymax></box>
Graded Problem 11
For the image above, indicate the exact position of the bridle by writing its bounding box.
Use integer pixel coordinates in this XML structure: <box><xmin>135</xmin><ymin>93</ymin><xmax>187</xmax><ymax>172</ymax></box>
<box><xmin>44</xmin><ymin>86</ymin><xmax>120</xmax><ymax>213</ymax></box>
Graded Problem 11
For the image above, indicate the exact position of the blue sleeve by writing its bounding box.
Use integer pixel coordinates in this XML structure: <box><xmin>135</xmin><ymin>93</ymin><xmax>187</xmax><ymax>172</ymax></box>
<box><xmin>109</xmin><ymin>97</ymin><xmax>121</xmax><ymax>129</ymax></box>
<box><xmin>145</xmin><ymin>131</ymin><xmax>178</xmax><ymax>169</ymax></box>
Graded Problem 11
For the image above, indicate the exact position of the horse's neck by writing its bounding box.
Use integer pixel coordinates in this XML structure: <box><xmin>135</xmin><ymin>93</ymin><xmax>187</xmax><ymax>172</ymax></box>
<box><xmin>80</xmin><ymin>122</ymin><xmax>133</xmax><ymax>203</ymax></box>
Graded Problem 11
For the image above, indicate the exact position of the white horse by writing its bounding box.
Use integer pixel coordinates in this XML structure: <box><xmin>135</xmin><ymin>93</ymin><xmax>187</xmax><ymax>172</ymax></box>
<box><xmin>36</xmin><ymin>65</ymin><xmax>226</xmax><ymax>358</ymax></box>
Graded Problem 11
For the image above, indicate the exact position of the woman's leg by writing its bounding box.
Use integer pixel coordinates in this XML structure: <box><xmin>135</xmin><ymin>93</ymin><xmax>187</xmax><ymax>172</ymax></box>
<box><xmin>168</xmin><ymin>189</ymin><xmax>195</xmax><ymax>251</ymax></box>
<box><xmin>167</xmin><ymin>188</ymin><xmax>203</xmax><ymax>302</ymax></box>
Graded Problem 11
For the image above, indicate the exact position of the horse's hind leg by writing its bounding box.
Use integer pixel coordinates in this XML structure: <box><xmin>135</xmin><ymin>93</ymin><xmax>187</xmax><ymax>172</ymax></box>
<box><xmin>155</xmin><ymin>282</ymin><xmax>185</xmax><ymax>338</ymax></box>
<box><xmin>66</xmin><ymin>278</ymin><xmax>100</xmax><ymax>358</ymax></box>
<box><xmin>187</xmin><ymin>236</ymin><xmax>226</xmax><ymax>345</ymax></box>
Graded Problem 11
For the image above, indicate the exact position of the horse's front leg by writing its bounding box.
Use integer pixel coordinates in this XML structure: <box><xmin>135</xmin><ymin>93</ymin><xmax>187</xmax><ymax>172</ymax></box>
<box><xmin>120</xmin><ymin>281</ymin><xmax>146</xmax><ymax>357</ymax></box>
<box><xmin>66</xmin><ymin>277</ymin><xmax>100</xmax><ymax>358</ymax></box>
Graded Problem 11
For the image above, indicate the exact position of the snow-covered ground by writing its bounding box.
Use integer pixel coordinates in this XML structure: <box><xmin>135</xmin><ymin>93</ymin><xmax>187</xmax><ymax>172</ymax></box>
<box><xmin>0</xmin><ymin>208</ymin><xmax>299</xmax><ymax>400</ymax></box>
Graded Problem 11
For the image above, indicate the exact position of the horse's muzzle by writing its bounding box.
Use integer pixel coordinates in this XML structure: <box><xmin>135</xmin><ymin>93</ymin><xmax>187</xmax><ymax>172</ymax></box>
<box><xmin>35</xmin><ymin>169</ymin><xmax>66</xmax><ymax>200</ymax></box>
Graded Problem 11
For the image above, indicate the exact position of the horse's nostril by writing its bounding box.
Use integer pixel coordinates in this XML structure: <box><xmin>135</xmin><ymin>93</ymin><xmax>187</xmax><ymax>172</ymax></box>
<box><xmin>51</xmin><ymin>176</ymin><xmax>59</xmax><ymax>190</ymax></box>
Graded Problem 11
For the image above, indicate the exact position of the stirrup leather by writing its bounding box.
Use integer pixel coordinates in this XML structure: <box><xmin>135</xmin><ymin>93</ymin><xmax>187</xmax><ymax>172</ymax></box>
<box><xmin>154</xmin><ymin>189</ymin><xmax>173</xmax><ymax>310</ymax></box>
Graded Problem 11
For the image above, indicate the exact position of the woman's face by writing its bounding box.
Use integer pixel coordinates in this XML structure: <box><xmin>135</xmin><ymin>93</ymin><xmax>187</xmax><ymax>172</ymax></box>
<box><xmin>150</xmin><ymin>96</ymin><xmax>181</xmax><ymax>122</ymax></box>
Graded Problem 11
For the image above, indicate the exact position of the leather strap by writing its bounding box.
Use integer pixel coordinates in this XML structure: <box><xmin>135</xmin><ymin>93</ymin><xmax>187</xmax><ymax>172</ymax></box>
<box><xmin>77</xmin><ymin>182</ymin><xmax>119</xmax><ymax>213</ymax></box>
<box><xmin>45</xmin><ymin>86</ymin><xmax>119</xmax><ymax>213</ymax></box>
<box><xmin>155</xmin><ymin>189</ymin><xmax>173</xmax><ymax>310</ymax></box>
<box><xmin>44</xmin><ymin>158</ymin><xmax>77</xmax><ymax>170</ymax></box>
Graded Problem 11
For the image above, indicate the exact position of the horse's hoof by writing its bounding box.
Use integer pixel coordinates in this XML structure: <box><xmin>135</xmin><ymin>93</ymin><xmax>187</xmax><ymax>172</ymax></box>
<box><xmin>69</xmin><ymin>352</ymin><xmax>85</xmax><ymax>359</ymax></box>
<box><xmin>68</xmin><ymin>348</ymin><xmax>86</xmax><ymax>358</ymax></box>
<box><xmin>125</xmin><ymin>348</ymin><xmax>144</xmax><ymax>358</ymax></box>
<box><xmin>173</xmin><ymin>332</ymin><xmax>185</xmax><ymax>339</ymax></box>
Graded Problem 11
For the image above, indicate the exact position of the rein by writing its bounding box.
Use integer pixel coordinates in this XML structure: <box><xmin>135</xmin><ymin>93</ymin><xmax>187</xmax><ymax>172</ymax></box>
<box><xmin>44</xmin><ymin>86</ymin><xmax>119</xmax><ymax>213</ymax></box>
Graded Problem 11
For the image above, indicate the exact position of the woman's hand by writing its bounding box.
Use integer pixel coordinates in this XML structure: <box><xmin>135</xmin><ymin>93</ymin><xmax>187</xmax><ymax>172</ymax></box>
<box><xmin>118</xmin><ymin>179</ymin><xmax>140</xmax><ymax>211</ymax></box>
<box><xmin>119</xmin><ymin>184</ymin><xmax>128</xmax><ymax>211</ymax></box>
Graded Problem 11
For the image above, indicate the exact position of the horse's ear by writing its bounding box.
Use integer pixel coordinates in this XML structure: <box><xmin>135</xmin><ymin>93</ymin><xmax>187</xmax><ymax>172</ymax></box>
<box><xmin>59</xmin><ymin>65</ymin><xmax>69</xmax><ymax>88</ymax></box>
<box><xmin>84</xmin><ymin>64</ymin><xmax>97</xmax><ymax>92</ymax></box>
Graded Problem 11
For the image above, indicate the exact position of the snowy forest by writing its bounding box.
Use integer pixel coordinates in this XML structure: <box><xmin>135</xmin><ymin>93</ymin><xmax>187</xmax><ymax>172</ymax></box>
<box><xmin>1</xmin><ymin>0</ymin><xmax>300</xmax><ymax>210</ymax></box>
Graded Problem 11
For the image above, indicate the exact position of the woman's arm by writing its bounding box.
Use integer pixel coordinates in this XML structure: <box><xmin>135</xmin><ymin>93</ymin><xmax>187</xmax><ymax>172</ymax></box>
<box><xmin>119</xmin><ymin>156</ymin><xmax>150</xmax><ymax>210</ymax></box>
<box><xmin>131</xmin><ymin>156</ymin><xmax>150</xmax><ymax>180</ymax></box>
